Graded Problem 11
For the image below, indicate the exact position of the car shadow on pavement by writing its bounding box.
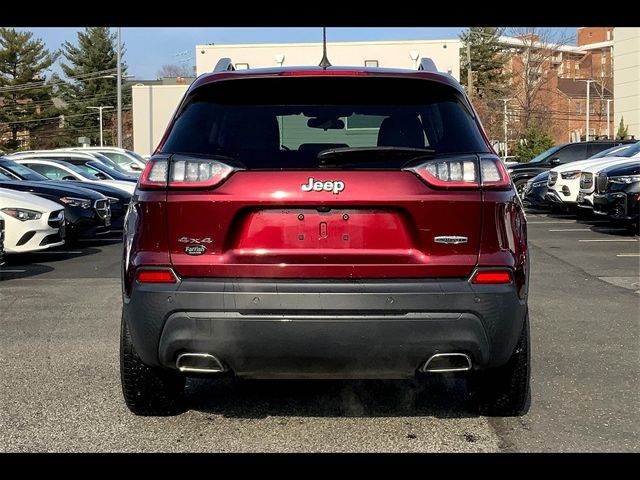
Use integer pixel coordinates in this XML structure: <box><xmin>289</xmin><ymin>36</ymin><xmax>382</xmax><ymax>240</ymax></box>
<box><xmin>186</xmin><ymin>375</ymin><xmax>478</xmax><ymax>419</ymax></box>
<box><xmin>0</xmin><ymin>247</ymin><xmax>102</xmax><ymax>280</ymax></box>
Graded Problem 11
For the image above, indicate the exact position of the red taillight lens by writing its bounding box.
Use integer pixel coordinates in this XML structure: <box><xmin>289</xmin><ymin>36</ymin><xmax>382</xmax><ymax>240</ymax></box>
<box><xmin>135</xmin><ymin>269</ymin><xmax>177</xmax><ymax>283</ymax></box>
<box><xmin>480</xmin><ymin>157</ymin><xmax>511</xmax><ymax>189</ymax></box>
<box><xmin>471</xmin><ymin>270</ymin><xmax>513</xmax><ymax>284</ymax></box>
<box><xmin>169</xmin><ymin>157</ymin><xmax>235</xmax><ymax>189</ymax></box>
<box><xmin>139</xmin><ymin>159</ymin><xmax>169</xmax><ymax>190</ymax></box>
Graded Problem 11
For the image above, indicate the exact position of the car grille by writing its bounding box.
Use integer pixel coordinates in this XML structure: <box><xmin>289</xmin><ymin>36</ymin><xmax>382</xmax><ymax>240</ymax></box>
<box><xmin>580</xmin><ymin>172</ymin><xmax>593</xmax><ymax>189</ymax></box>
<box><xmin>548</xmin><ymin>171</ymin><xmax>558</xmax><ymax>186</ymax></box>
<box><xmin>94</xmin><ymin>199</ymin><xmax>111</xmax><ymax>220</ymax></box>
<box><xmin>39</xmin><ymin>233</ymin><xmax>63</xmax><ymax>246</ymax></box>
<box><xmin>48</xmin><ymin>209</ymin><xmax>65</xmax><ymax>228</ymax></box>
<box><xmin>596</xmin><ymin>174</ymin><xmax>608</xmax><ymax>193</ymax></box>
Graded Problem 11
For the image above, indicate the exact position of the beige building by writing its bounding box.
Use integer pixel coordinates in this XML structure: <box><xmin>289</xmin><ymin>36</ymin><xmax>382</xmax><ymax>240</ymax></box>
<box><xmin>132</xmin><ymin>39</ymin><xmax>461</xmax><ymax>156</ymax></box>
<box><xmin>613</xmin><ymin>28</ymin><xmax>640</xmax><ymax>138</ymax></box>
<box><xmin>195</xmin><ymin>39</ymin><xmax>461</xmax><ymax>77</ymax></box>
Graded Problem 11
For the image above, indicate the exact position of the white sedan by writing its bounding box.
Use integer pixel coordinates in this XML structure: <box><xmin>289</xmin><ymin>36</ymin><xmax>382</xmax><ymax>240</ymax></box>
<box><xmin>13</xmin><ymin>159</ymin><xmax>136</xmax><ymax>195</ymax></box>
<box><xmin>0</xmin><ymin>188</ymin><xmax>66</xmax><ymax>253</ymax></box>
<box><xmin>546</xmin><ymin>142</ymin><xmax>640</xmax><ymax>209</ymax></box>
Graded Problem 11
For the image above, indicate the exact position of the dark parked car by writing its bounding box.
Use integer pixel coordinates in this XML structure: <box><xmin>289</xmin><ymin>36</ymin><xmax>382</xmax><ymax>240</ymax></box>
<box><xmin>120</xmin><ymin>63</ymin><xmax>531</xmax><ymax>417</ymax></box>
<box><xmin>522</xmin><ymin>171</ymin><xmax>550</xmax><ymax>210</ymax></box>
<box><xmin>0</xmin><ymin>168</ymin><xmax>111</xmax><ymax>240</ymax></box>
<box><xmin>593</xmin><ymin>161</ymin><xmax>640</xmax><ymax>233</ymax></box>
<box><xmin>508</xmin><ymin>140</ymin><xmax>635</xmax><ymax>199</ymax></box>
<box><xmin>0</xmin><ymin>158</ymin><xmax>130</xmax><ymax>231</ymax></box>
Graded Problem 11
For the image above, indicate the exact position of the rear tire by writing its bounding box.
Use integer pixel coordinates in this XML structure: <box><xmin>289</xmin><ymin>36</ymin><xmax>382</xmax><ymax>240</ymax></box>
<box><xmin>120</xmin><ymin>312</ymin><xmax>186</xmax><ymax>416</ymax></box>
<box><xmin>469</xmin><ymin>313</ymin><xmax>531</xmax><ymax>417</ymax></box>
<box><xmin>514</xmin><ymin>179</ymin><xmax>528</xmax><ymax>200</ymax></box>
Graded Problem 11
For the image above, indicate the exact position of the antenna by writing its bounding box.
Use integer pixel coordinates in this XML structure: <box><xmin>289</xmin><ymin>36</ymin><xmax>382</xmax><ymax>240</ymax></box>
<box><xmin>319</xmin><ymin>27</ymin><xmax>332</xmax><ymax>68</ymax></box>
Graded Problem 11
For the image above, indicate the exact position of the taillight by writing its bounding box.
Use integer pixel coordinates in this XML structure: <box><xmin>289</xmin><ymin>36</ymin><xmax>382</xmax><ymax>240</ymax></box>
<box><xmin>169</xmin><ymin>156</ymin><xmax>235</xmax><ymax>189</ymax></box>
<box><xmin>135</xmin><ymin>268</ymin><xmax>177</xmax><ymax>283</ymax></box>
<box><xmin>404</xmin><ymin>156</ymin><xmax>479</xmax><ymax>188</ymax></box>
<box><xmin>471</xmin><ymin>270</ymin><xmax>513</xmax><ymax>284</ymax></box>
<box><xmin>480</xmin><ymin>157</ymin><xmax>511</xmax><ymax>189</ymax></box>
<box><xmin>139</xmin><ymin>159</ymin><xmax>169</xmax><ymax>190</ymax></box>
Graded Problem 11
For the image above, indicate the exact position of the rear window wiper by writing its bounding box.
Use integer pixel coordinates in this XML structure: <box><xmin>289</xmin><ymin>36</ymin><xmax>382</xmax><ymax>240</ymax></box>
<box><xmin>317</xmin><ymin>146</ymin><xmax>435</xmax><ymax>167</ymax></box>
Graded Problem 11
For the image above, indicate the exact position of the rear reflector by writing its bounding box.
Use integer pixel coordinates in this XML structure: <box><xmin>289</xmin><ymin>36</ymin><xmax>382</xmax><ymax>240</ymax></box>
<box><xmin>136</xmin><ymin>269</ymin><xmax>177</xmax><ymax>283</ymax></box>
<box><xmin>471</xmin><ymin>270</ymin><xmax>513</xmax><ymax>284</ymax></box>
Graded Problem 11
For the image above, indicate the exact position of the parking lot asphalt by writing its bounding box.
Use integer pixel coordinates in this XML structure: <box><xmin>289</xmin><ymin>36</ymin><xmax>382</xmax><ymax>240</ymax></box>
<box><xmin>0</xmin><ymin>212</ymin><xmax>638</xmax><ymax>452</ymax></box>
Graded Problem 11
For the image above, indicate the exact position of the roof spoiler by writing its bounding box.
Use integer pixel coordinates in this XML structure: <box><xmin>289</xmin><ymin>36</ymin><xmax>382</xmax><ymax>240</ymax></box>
<box><xmin>418</xmin><ymin>58</ymin><xmax>438</xmax><ymax>73</ymax></box>
<box><xmin>213</xmin><ymin>58</ymin><xmax>236</xmax><ymax>72</ymax></box>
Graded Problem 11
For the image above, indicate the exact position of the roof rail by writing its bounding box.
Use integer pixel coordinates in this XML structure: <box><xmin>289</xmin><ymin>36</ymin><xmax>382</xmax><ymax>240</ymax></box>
<box><xmin>418</xmin><ymin>58</ymin><xmax>438</xmax><ymax>73</ymax></box>
<box><xmin>213</xmin><ymin>58</ymin><xmax>236</xmax><ymax>72</ymax></box>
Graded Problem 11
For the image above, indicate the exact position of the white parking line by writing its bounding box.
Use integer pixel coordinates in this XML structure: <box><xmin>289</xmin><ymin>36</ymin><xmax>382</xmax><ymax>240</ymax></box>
<box><xmin>579</xmin><ymin>239</ymin><xmax>638</xmax><ymax>242</ymax></box>
<box><xmin>616</xmin><ymin>254</ymin><xmax>640</xmax><ymax>257</ymax></box>
<box><xmin>32</xmin><ymin>250</ymin><xmax>83</xmax><ymax>254</ymax></box>
<box><xmin>548</xmin><ymin>228</ymin><xmax>591</xmax><ymax>232</ymax></box>
<box><xmin>593</xmin><ymin>228</ymin><xmax>631</xmax><ymax>232</ymax></box>
<box><xmin>0</xmin><ymin>269</ymin><xmax>26</xmax><ymax>273</ymax></box>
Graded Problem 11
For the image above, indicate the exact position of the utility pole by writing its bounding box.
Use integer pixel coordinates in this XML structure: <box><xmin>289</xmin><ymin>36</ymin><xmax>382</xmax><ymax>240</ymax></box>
<box><xmin>467</xmin><ymin>42</ymin><xmax>473</xmax><ymax>99</ymax></box>
<box><xmin>87</xmin><ymin>106</ymin><xmax>114</xmax><ymax>147</ymax></box>
<box><xmin>579</xmin><ymin>79</ymin><xmax>596</xmax><ymax>141</ymax></box>
<box><xmin>606</xmin><ymin>99</ymin><xmax>612</xmax><ymax>139</ymax></box>
<box><xmin>500</xmin><ymin>98</ymin><xmax>510</xmax><ymax>159</ymax></box>
<box><xmin>117</xmin><ymin>27</ymin><xmax>122</xmax><ymax>148</ymax></box>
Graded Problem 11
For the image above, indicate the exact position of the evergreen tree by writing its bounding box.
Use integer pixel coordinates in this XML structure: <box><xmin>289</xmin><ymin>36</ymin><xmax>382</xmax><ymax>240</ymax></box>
<box><xmin>459</xmin><ymin>27</ymin><xmax>510</xmax><ymax>99</ymax></box>
<box><xmin>0</xmin><ymin>28</ymin><xmax>59</xmax><ymax>151</ymax></box>
<box><xmin>59</xmin><ymin>27</ymin><xmax>128</xmax><ymax>146</ymax></box>
<box><xmin>616</xmin><ymin>117</ymin><xmax>629</xmax><ymax>140</ymax></box>
<box><xmin>512</xmin><ymin>127</ymin><xmax>555</xmax><ymax>162</ymax></box>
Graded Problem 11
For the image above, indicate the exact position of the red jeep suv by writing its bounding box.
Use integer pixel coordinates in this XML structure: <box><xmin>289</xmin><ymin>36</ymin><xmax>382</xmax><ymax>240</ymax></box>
<box><xmin>120</xmin><ymin>64</ymin><xmax>530</xmax><ymax>416</ymax></box>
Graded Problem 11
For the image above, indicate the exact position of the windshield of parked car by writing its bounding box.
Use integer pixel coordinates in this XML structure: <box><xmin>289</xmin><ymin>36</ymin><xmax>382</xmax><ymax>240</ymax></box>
<box><xmin>613</xmin><ymin>142</ymin><xmax>640</xmax><ymax>158</ymax></box>
<box><xmin>160</xmin><ymin>76</ymin><xmax>491</xmax><ymax>169</ymax></box>
<box><xmin>0</xmin><ymin>160</ymin><xmax>49</xmax><ymax>181</ymax></box>
<box><xmin>588</xmin><ymin>144</ymin><xmax>632</xmax><ymax>159</ymax></box>
<box><xmin>527</xmin><ymin>145</ymin><xmax>564</xmax><ymax>163</ymax></box>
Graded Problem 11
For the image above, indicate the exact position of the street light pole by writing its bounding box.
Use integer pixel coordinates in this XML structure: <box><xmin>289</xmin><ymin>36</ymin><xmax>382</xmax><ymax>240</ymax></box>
<box><xmin>87</xmin><ymin>106</ymin><xmax>114</xmax><ymax>147</ymax></box>
<box><xmin>500</xmin><ymin>98</ymin><xmax>510</xmax><ymax>159</ymax></box>
<box><xmin>579</xmin><ymin>79</ymin><xmax>596</xmax><ymax>141</ymax></box>
<box><xmin>117</xmin><ymin>27</ymin><xmax>122</xmax><ymax>148</ymax></box>
<box><xmin>606</xmin><ymin>99</ymin><xmax>612</xmax><ymax>139</ymax></box>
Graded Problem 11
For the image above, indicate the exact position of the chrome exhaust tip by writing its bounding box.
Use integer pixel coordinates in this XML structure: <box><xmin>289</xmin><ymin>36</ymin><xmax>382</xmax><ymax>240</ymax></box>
<box><xmin>176</xmin><ymin>353</ymin><xmax>225</xmax><ymax>374</ymax></box>
<box><xmin>422</xmin><ymin>353</ymin><xmax>472</xmax><ymax>373</ymax></box>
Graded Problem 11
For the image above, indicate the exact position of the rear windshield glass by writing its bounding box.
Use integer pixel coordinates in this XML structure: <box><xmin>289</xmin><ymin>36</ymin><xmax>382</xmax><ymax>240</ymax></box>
<box><xmin>160</xmin><ymin>76</ymin><xmax>490</xmax><ymax>169</ymax></box>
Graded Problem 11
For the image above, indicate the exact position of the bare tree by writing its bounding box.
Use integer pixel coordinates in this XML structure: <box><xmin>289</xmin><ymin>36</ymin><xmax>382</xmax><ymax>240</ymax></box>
<box><xmin>505</xmin><ymin>28</ymin><xmax>575</xmax><ymax>133</ymax></box>
<box><xmin>157</xmin><ymin>63</ymin><xmax>194</xmax><ymax>79</ymax></box>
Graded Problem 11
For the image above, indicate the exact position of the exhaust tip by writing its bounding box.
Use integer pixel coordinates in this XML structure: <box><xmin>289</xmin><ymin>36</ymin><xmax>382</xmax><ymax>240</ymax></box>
<box><xmin>176</xmin><ymin>353</ymin><xmax>225</xmax><ymax>373</ymax></box>
<box><xmin>422</xmin><ymin>353</ymin><xmax>472</xmax><ymax>373</ymax></box>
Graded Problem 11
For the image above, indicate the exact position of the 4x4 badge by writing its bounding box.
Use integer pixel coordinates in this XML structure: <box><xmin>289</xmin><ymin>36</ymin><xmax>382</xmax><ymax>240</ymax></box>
<box><xmin>178</xmin><ymin>237</ymin><xmax>213</xmax><ymax>244</ymax></box>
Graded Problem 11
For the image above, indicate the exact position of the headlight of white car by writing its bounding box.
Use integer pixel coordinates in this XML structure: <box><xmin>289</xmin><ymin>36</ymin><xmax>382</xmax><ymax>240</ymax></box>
<box><xmin>59</xmin><ymin>197</ymin><xmax>92</xmax><ymax>209</ymax></box>
<box><xmin>1</xmin><ymin>208</ymin><xmax>43</xmax><ymax>221</ymax></box>
<box><xmin>561</xmin><ymin>170</ymin><xmax>581</xmax><ymax>180</ymax></box>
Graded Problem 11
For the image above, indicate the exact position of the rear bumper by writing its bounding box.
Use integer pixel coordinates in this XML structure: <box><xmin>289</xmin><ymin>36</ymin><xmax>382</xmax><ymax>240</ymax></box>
<box><xmin>124</xmin><ymin>277</ymin><xmax>527</xmax><ymax>379</ymax></box>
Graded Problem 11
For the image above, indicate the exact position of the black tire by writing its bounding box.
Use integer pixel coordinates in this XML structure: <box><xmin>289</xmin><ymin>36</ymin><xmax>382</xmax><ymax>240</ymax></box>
<box><xmin>120</xmin><ymin>312</ymin><xmax>186</xmax><ymax>416</ymax></box>
<box><xmin>514</xmin><ymin>179</ymin><xmax>528</xmax><ymax>200</ymax></box>
<box><xmin>469</xmin><ymin>313</ymin><xmax>531</xmax><ymax>417</ymax></box>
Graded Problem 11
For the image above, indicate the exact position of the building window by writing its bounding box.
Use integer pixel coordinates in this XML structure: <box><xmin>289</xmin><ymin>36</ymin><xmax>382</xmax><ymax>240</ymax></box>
<box><xmin>364</xmin><ymin>60</ymin><xmax>379</xmax><ymax>67</ymax></box>
<box><xmin>235</xmin><ymin>63</ymin><xmax>250</xmax><ymax>70</ymax></box>
<box><xmin>576</xmin><ymin>102</ymin><xmax>582</xmax><ymax>115</ymax></box>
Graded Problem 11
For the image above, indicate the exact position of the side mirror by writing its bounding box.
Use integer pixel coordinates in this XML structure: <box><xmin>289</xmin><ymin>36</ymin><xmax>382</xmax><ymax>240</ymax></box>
<box><xmin>62</xmin><ymin>175</ymin><xmax>76</xmax><ymax>181</ymax></box>
<box><xmin>549</xmin><ymin>157</ymin><xmax>561</xmax><ymax>165</ymax></box>
<box><xmin>94</xmin><ymin>172</ymin><xmax>108</xmax><ymax>180</ymax></box>
<box><xmin>129</xmin><ymin>163</ymin><xmax>143</xmax><ymax>171</ymax></box>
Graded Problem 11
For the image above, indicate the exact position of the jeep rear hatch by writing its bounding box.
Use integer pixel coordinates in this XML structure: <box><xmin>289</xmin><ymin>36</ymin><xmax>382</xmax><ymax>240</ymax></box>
<box><xmin>147</xmin><ymin>74</ymin><xmax>507</xmax><ymax>278</ymax></box>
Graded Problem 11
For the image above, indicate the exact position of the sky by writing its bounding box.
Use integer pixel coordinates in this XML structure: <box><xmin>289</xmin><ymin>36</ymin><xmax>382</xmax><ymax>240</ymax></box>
<box><xmin>19</xmin><ymin>27</ymin><xmax>576</xmax><ymax>80</ymax></box>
